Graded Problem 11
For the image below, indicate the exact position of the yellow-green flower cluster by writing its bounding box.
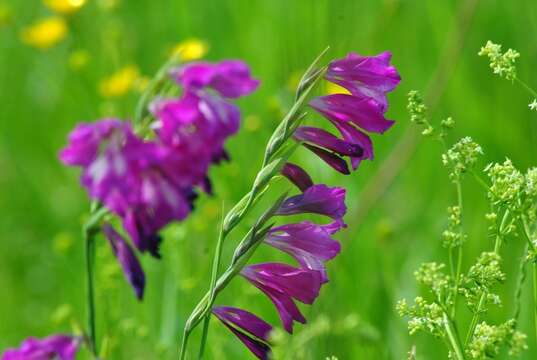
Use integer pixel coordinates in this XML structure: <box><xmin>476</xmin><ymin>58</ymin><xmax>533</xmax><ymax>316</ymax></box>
<box><xmin>442</xmin><ymin>137</ymin><xmax>483</xmax><ymax>182</ymax></box>
<box><xmin>467</xmin><ymin>320</ymin><xmax>527</xmax><ymax>359</ymax></box>
<box><xmin>396</xmin><ymin>297</ymin><xmax>445</xmax><ymax>337</ymax></box>
<box><xmin>442</xmin><ymin>205</ymin><xmax>466</xmax><ymax>248</ymax></box>
<box><xmin>478</xmin><ymin>41</ymin><xmax>520</xmax><ymax>81</ymax></box>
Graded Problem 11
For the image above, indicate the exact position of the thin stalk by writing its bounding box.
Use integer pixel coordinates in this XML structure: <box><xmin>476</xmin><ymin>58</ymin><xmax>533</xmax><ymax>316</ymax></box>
<box><xmin>515</xmin><ymin>77</ymin><xmax>537</xmax><ymax>98</ymax></box>
<box><xmin>84</xmin><ymin>227</ymin><xmax>97</xmax><ymax>356</ymax></box>
<box><xmin>465</xmin><ymin>210</ymin><xmax>509</xmax><ymax>345</ymax></box>
<box><xmin>444</xmin><ymin>313</ymin><xmax>466</xmax><ymax>360</ymax></box>
<box><xmin>519</xmin><ymin>216</ymin><xmax>537</xmax><ymax>344</ymax></box>
<box><xmin>197</xmin><ymin>218</ymin><xmax>226</xmax><ymax>359</ymax></box>
<box><xmin>178</xmin><ymin>49</ymin><xmax>328</xmax><ymax>358</ymax></box>
<box><xmin>513</xmin><ymin>243</ymin><xmax>529</xmax><ymax>323</ymax></box>
<box><xmin>451</xmin><ymin>181</ymin><xmax>464</xmax><ymax>318</ymax></box>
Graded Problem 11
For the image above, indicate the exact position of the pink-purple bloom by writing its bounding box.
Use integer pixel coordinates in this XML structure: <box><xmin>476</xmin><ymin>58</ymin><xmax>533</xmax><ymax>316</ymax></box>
<box><xmin>170</xmin><ymin>60</ymin><xmax>260</xmax><ymax>98</ymax></box>
<box><xmin>301</xmin><ymin>51</ymin><xmax>400</xmax><ymax>172</ymax></box>
<box><xmin>212</xmin><ymin>306</ymin><xmax>272</xmax><ymax>360</ymax></box>
<box><xmin>280</xmin><ymin>162</ymin><xmax>313</xmax><ymax>192</ymax></box>
<box><xmin>241</xmin><ymin>263</ymin><xmax>322</xmax><ymax>333</ymax></box>
<box><xmin>103</xmin><ymin>224</ymin><xmax>145</xmax><ymax>300</ymax></box>
<box><xmin>60</xmin><ymin>121</ymin><xmax>198</xmax><ymax>258</ymax></box>
<box><xmin>325</xmin><ymin>51</ymin><xmax>401</xmax><ymax>110</ymax></box>
<box><xmin>1</xmin><ymin>335</ymin><xmax>80</xmax><ymax>360</ymax></box>
<box><xmin>276</xmin><ymin>184</ymin><xmax>347</xmax><ymax>220</ymax></box>
<box><xmin>264</xmin><ymin>221</ymin><xmax>343</xmax><ymax>283</ymax></box>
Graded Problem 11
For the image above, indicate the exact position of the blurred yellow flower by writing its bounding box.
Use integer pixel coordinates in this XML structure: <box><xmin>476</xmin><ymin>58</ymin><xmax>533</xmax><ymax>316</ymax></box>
<box><xmin>172</xmin><ymin>38</ymin><xmax>209</xmax><ymax>61</ymax></box>
<box><xmin>20</xmin><ymin>17</ymin><xmax>67</xmax><ymax>49</ymax></box>
<box><xmin>43</xmin><ymin>0</ymin><xmax>86</xmax><ymax>15</ymax></box>
<box><xmin>325</xmin><ymin>82</ymin><xmax>350</xmax><ymax>95</ymax></box>
<box><xmin>99</xmin><ymin>65</ymin><xmax>140</xmax><ymax>98</ymax></box>
<box><xmin>68</xmin><ymin>49</ymin><xmax>90</xmax><ymax>70</ymax></box>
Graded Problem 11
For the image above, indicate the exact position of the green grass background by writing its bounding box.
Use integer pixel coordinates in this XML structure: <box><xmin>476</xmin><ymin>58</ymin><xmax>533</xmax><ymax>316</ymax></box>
<box><xmin>1</xmin><ymin>0</ymin><xmax>537</xmax><ymax>358</ymax></box>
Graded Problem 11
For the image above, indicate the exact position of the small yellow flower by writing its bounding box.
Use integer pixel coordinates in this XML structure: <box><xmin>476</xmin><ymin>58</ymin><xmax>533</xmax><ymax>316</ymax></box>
<box><xmin>325</xmin><ymin>82</ymin><xmax>350</xmax><ymax>95</ymax></box>
<box><xmin>171</xmin><ymin>38</ymin><xmax>209</xmax><ymax>61</ymax></box>
<box><xmin>68</xmin><ymin>49</ymin><xmax>90</xmax><ymax>70</ymax></box>
<box><xmin>20</xmin><ymin>17</ymin><xmax>67</xmax><ymax>49</ymax></box>
<box><xmin>43</xmin><ymin>0</ymin><xmax>86</xmax><ymax>15</ymax></box>
<box><xmin>99</xmin><ymin>65</ymin><xmax>140</xmax><ymax>98</ymax></box>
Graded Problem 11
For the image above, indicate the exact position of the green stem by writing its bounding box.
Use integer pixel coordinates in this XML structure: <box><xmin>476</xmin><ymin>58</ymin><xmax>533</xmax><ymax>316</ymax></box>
<box><xmin>513</xmin><ymin>243</ymin><xmax>529</xmax><ymax>324</ymax></box>
<box><xmin>515</xmin><ymin>77</ymin><xmax>537</xmax><ymax>98</ymax></box>
<box><xmin>444</xmin><ymin>313</ymin><xmax>466</xmax><ymax>360</ymax></box>
<box><xmin>465</xmin><ymin>210</ymin><xmax>509</xmax><ymax>345</ymax></box>
<box><xmin>84</xmin><ymin>227</ymin><xmax>97</xmax><ymax>356</ymax></box>
<box><xmin>532</xmin><ymin>262</ymin><xmax>537</xmax><ymax>344</ymax></box>
<box><xmin>519</xmin><ymin>216</ymin><xmax>537</xmax><ymax>344</ymax></box>
<box><xmin>451</xmin><ymin>181</ymin><xmax>464</xmax><ymax>318</ymax></box>
<box><xmin>197</xmin><ymin>223</ymin><xmax>226</xmax><ymax>359</ymax></box>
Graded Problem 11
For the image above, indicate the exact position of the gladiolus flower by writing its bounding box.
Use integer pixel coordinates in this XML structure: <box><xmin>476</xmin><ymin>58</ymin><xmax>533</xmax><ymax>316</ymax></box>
<box><xmin>1</xmin><ymin>335</ymin><xmax>80</xmax><ymax>360</ymax></box>
<box><xmin>276</xmin><ymin>184</ymin><xmax>346</xmax><ymax>221</ymax></box>
<box><xmin>103</xmin><ymin>224</ymin><xmax>145</xmax><ymax>300</ymax></box>
<box><xmin>325</xmin><ymin>51</ymin><xmax>401</xmax><ymax>110</ymax></box>
<box><xmin>280</xmin><ymin>162</ymin><xmax>313</xmax><ymax>192</ymax></box>
<box><xmin>213</xmin><ymin>306</ymin><xmax>272</xmax><ymax>360</ymax></box>
<box><xmin>264</xmin><ymin>221</ymin><xmax>343</xmax><ymax>282</ymax></box>
<box><xmin>171</xmin><ymin>60</ymin><xmax>260</xmax><ymax>98</ymax></box>
<box><xmin>304</xmin><ymin>51</ymin><xmax>400</xmax><ymax>172</ymax></box>
<box><xmin>241</xmin><ymin>263</ymin><xmax>322</xmax><ymax>333</ymax></box>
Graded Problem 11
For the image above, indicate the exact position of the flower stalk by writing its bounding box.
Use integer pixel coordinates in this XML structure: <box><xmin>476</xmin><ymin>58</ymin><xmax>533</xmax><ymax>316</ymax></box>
<box><xmin>178</xmin><ymin>51</ymin><xmax>328</xmax><ymax>359</ymax></box>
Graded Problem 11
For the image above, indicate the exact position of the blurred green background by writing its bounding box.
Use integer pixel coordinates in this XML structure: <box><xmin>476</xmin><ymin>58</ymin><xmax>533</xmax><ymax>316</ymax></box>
<box><xmin>1</xmin><ymin>0</ymin><xmax>537</xmax><ymax>359</ymax></box>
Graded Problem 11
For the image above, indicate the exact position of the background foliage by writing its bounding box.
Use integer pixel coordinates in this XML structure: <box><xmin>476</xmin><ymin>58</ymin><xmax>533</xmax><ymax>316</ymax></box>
<box><xmin>1</xmin><ymin>0</ymin><xmax>537</xmax><ymax>358</ymax></box>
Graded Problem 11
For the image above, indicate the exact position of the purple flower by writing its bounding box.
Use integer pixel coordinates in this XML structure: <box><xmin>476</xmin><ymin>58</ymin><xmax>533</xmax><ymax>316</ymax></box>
<box><xmin>241</xmin><ymin>263</ymin><xmax>322</xmax><ymax>333</ymax></box>
<box><xmin>1</xmin><ymin>335</ymin><xmax>80</xmax><ymax>360</ymax></box>
<box><xmin>325</xmin><ymin>51</ymin><xmax>401</xmax><ymax>110</ymax></box>
<box><xmin>150</xmin><ymin>91</ymin><xmax>240</xmax><ymax>175</ymax></box>
<box><xmin>276</xmin><ymin>184</ymin><xmax>346</xmax><ymax>221</ymax></box>
<box><xmin>265</xmin><ymin>221</ymin><xmax>343</xmax><ymax>283</ymax></box>
<box><xmin>60</xmin><ymin>120</ymin><xmax>197</xmax><ymax>257</ymax></box>
<box><xmin>280</xmin><ymin>162</ymin><xmax>313</xmax><ymax>192</ymax></box>
<box><xmin>213</xmin><ymin>306</ymin><xmax>272</xmax><ymax>360</ymax></box>
<box><xmin>329</xmin><ymin>117</ymin><xmax>373</xmax><ymax>170</ymax></box>
<box><xmin>303</xmin><ymin>51</ymin><xmax>400</xmax><ymax>172</ymax></box>
<box><xmin>310</xmin><ymin>94</ymin><xmax>394</xmax><ymax>134</ymax></box>
<box><xmin>59</xmin><ymin>119</ymin><xmax>142</xmax><ymax>211</ymax></box>
<box><xmin>103</xmin><ymin>224</ymin><xmax>145</xmax><ymax>300</ymax></box>
<box><xmin>171</xmin><ymin>60</ymin><xmax>260</xmax><ymax>98</ymax></box>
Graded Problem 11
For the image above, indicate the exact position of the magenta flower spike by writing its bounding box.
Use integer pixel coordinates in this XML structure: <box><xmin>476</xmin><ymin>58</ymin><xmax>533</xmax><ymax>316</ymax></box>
<box><xmin>1</xmin><ymin>335</ymin><xmax>80</xmax><ymax>360</ymax></box>
<box><xmin>276</xmin><ymin>184</ymin><xmax>347</xmax><ymax>221</ymax></box>
<box><xmin>280</xmin><ymin>162</ymin><xmax>314</xmax><ymax>192</ymax></box>
<box><xmin>102</xmin><ymin>224</ymin><xmax>145</xmax><ymax>300</ymax></box>
<box><xmin>325</xmin><ymin>51</ymin><xmax>401</xmax><ymax>110</ymax></box>
<box><xmin>265</xmin><ymin>221</ymin><xmax>343</xmax><ymax>283</ymax></box>
<box><xmin>241</xmin><ymin>263</ymin><xmax>323</xmax><ymax>333</ymax></box>
<box><xmin>212</xmin><ymin>306</ymin><xmax>272</xmax><ymax>360</ymax></box>
<box><xmin>171</xmin><ymin>60</ymin><xmax>260</xmax><ymax>98</ymax></box>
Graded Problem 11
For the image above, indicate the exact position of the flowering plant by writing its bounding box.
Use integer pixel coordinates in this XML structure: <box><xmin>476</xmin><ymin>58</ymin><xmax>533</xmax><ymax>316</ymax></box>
<box><xmin>1</xmin><ymin>45</ymin><xmax>401</xmax><ymax>359</ymax></box>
